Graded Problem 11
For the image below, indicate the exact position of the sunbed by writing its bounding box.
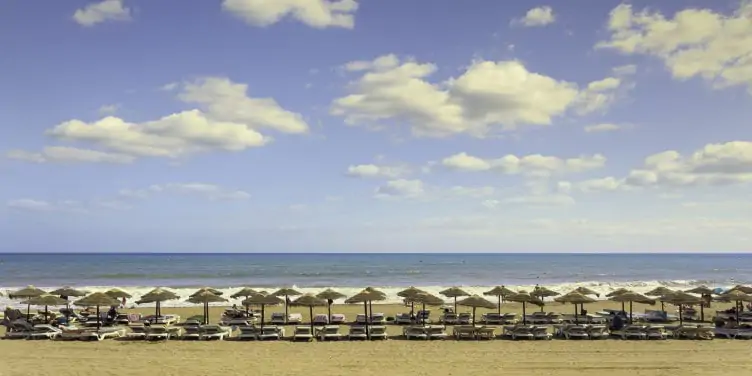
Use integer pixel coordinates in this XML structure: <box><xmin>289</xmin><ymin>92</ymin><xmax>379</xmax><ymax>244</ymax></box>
<box><xmin>287</xmin><ymin>313</ymin><xmax>303</xmax><ymax>324</ymax></box>
<box><xmin>532</xmin><ymin>326</ymin><xmax>552</xmax><ymax>340</ymax></box>
<box><xmin>404</xmin><ymin>326</ymin><xmax>427</xmax><ymax>340</ymax></box>
<box><xmin>453</xmin><ymin>325</ymin><xmax>476</xmax><ymax>340</ymax></box>
<box><xmin>563</xmin><ymin>325</ymin><xmax>589</xmax><ymax>340</ymax></box>
<box><xmin>270</xmin><ymin>312</ymin><xmax>286</xmax><ymax>325</ymax></box>
<box><xmin>507</xmin><ymin>325</ymin><xmax>535</xmax><ymax>340</ymax></box>
<box><xmin>292</xmin><ymin>326</ymin><xmax>313</xmax><ymax>341</ymax></box>
<box><xmin>316</xmin><ymin>325</ymin><xmax>342</xmax><ymax>341</ymax></box>
<box><xmin>416</xmin><ymin>310</ymin><xmax>430</xmax><ymax>323</ymax></box>
<box><xmin>4</xmin><ymin>321</ymin><xmax>33</xmax><ymax>339</ymax></box>
<box><xmin>426</xmin><ymin>325</ymin><xmax>448</xmax><ymax>340</ymax></box>
<box><xmin>457</xmin><ymin>313</ymin><xmax>473</xmax><ymax>325</ymax></box>
<box><xmin>237</xmin><ymin>326</ymin><xmax>260</xmax><ymax>340</ymax></box>
<box><xmin>354</xmin><ymin>314</ymin><xmax>367</xmax><ymax>325</ymax></box>
<box><xmin>394</xmin><ymin>313</ymin><xmax>413</xmax><ymax>325</ymax></box>
<box><xmin>258</xmin><ymin>326</ymin><xmax>284</xmax><ymax>341</ymax></box>
<box><xmin>440</xmin><ymin>312</ymin><xmax>458</xmax><ymax>325</ymax></box>
<box><xmin>181</xmin><ymin>325</ymin><xmax>203</xmax><ymax>340</ymax></box>
<box><xmin>476</xmin><ymin>326</ymin><xmax>496</xmax><ymax>340</ymax></box>
<box><xmin>370</xmin><ymin>313</ymin><xmax>386</xmax><ymax>325</ymax></box>
<box><xmin>330</xmin><ymin>314</ymin><xmax>346</xmax><ymax>324</ymax></box>
<box><xmin>312</xmin><ymin>314</ymin><xmax>329</xmax><ymax>326</ymax></box>
<box><xmin>78</xmin><ymin>327</ymin><xmax>126</xmax><ymax>341</ymax></box>
<box><xmin>481</xmin><ymin>313</ymin><xmax>503</xmax><ymax>325</ymax></box>
<box><xmin>201</xmin><ymin>325</ymin><xmax>231</xmax><ymax>340</ymax></box>
<box><xmin>587</xmin><ymin>325</ymin><xmax>608</xmax><ymax>339</ymax></box>
<box><xmin>369</xmin><ymin>325</ymin><xmax>388</xmax><ymax>340</ymax></box>
<box><xmin>146</xmin><ymin>325</ymin><xmax>181</xmax><ymax>341</ymax></box>
<box><xmin>645</xmin><ymin>325</ymin><xmax>667</xmax><ymax>340</ymax></box>
<box><xmin>126</xmin><ymin>325</ymin><xmax>148</xmax><ymax>340</ymax></box>
<box><xmin>622</xmin><ymin>325</ymin><xmax>648</xmax><ymax>340</ymax></box>
<box><xmin>347</xmin><ymin>325</ymin><xmax>368</xmax><ymax>340</ymax></box>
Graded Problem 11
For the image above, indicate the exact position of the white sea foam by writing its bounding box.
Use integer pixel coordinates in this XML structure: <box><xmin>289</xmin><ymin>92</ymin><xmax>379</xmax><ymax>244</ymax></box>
<box><xmin>0</xmin><ymin>280</ymin><xmax>729</xmax><ymax>310</ymax></box>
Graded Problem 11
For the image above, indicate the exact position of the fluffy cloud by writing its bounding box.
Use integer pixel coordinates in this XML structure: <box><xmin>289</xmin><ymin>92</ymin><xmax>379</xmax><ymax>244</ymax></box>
<box><xmin>346</xmin><ymin>164</ymin><xmax>409</xmax><ymax>178</ymax></box>
<box><xmin>6</xmin><ymin>147</ymin><xmax>134</xmax><ymax>164</ymax></box>
<box><xmin>122</xmin><ymin>183</ymin><xmax>251</xmax><ymax>201</ymax></box>
<box><xmin>583</xmin><ymin>123</ymin><xmax>623</xmax><ymax>133</ymax></box>
<box><xmin>597</xmin><ymin>3</ymin><xmax>752</xmax><ymax>92</ymax></box>
<box><xmin>222</xmin><ymin>0</ymin><xmax>358</xmax><ymax>29</ymax></box>
<box><xmin>331</xmin><ymin>55</ymin><xmax>624</xmax><ymax>137</ymax></box>
<box><xmin>513</xmin><ymin>6</ymin><xmax>556</xmax><ymax>27</ymax></box>
<box><xmin>6</xmin><ymin>199</ymin><xmax>125</xmax><ymax>213</ymax></box>
<box><xmin>98</xmin><ymin>104</ymin><xmax>119</xmax><ymax>115</ymax></box>
<box><xmin>374</xmin><ymin>179</ymin><xmax>425</xmax><ymax>199</ymax></box>
<box><xmin>72</xmin><ymin>0</ymin><xmax>131</xmax><ymax>26</ymax></box>
<box><xmin>562</xmin><ymin>141</ymin><xmax>752</xmax><ymax>192</ymax></box>
<box><xmin>441</xmin><ymin>152</ymin><xmax>606</xmax><ymax>177</ymax></box>
<box><xmin>483</xmin><ymin>194</ymin><xmax>575</xmax><ymax>208</ymax></box>
<box><xmin>7</xmin><ymin>77</ymin><xmax>307</xmax><ymax>163</ymax></box>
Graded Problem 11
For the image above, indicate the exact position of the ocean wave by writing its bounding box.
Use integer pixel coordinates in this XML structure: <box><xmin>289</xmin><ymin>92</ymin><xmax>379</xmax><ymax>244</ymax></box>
<box><xmin>0</xmin><ymin>280</ymin><xmax>738</xmax><ymax>309</ymax></box>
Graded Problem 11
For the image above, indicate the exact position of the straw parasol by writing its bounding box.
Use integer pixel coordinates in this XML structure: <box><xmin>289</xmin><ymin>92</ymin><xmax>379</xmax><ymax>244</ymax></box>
<box><xmin>21</xmin><ymin>294</ymin><xmax>68</xmax><ymax>320</ymax></box>
<box><xmin>271</xmin><ymin>288</ymin><xmax>303</xmax><ymax>323</ymax></box>
<box><xmin>531</xmin><ymin>286</ymin><xmax>560</xmax><ymax>312</ymax></box>
<box><xmin>659</xmin><ymin>291</ymin><xmax>702</xmax><ymax>325</ymax></box>
<box><xmin>506</xmin><ymin>293</ymin><xmax>544</xmax><ymax>325</ymax></box>
<box><xmin>187</xmin><ymin>290</ymin><xmax>227</xmax><ymax>325</ymax></box>
<box><xmin>456</xmin><ymin>295</ymin><xmax>496</xmax><ymax>324</ymax></box>
<box><xmin>555</xmin><ymin>292</ymin><xmax>596</xmax><ymax>324</ymax></box>
<box><xmin>49</xmin><ymin>286</ymin><xmax>87</xmax><ymax>312</ymax></box>
<box><xmin>685</xmin><ymin>286</ymin><xmax>713</xmax><ymax>321</ymax></box>
<box><xmin>572</xmin><ymin>287</ymin><xmax>600</xmax><ymax>315</ymax></box>
<box><xmin>406</xmin><ymin>292</ymin><xmax>445</xmax><ymax>325</ymax></box>
<box><xmin>345</xmin><ymin>288</ymin><xmax>386</xmax><ymax>339</ymax></box>
<box><xmin>231</xmin><ymin>287</ymin><xmax>260</xmax><ymax>314</ymax></box>
<box><xmin>484</xmin><ymin>286</ymin><xmax>515</xmax><ymax>313</ymax></box>
<box><xmin>291</xmin><ymin>294</ymin><xmax>327</xmax><ymax>334</ymax></box>
<box><xmin>646</xmin><ymin>287</ymin><xmax>675</xmax><ymax>312</ymax></box>
<box><xmin>242</xmin><ymin>294</ymin><xmax>283</xmax><ymax>330</ymax></box>
<box><xmin>104</xmin><ymin>288</ymin><xmax>132</xmax><ymax>301</ymax></box>
<box><xmin>316</xmin><ymin>288</ymin><xmax>346</xmax><ymax>323</ymax></box>
<box><xmin>397</xmin><ymin>286</ymin><xmax>428</xmax><ymax>316</ymax></box>
<box><xmin>439</xmin><ymin>287</ymin><xmax>470</xmax><ymax>313</ymax></box>
<box><xmin>11</xmin><ymin>285</ymin><xmax>47</xmax><ymax>319</ymax></box>
<box><xmin>727</xmin><ymin>285</ymin><xmax>752</xmax><ymax>294</ymax></box>
<box><xmin>608</xmin><ymin>291</ymin><xmax>655</xmax><ymax>323</ymax></box>
<box><xmin>136</xmin><ymin>287</ymin><xmax>180</xmax><ymax>317</ymax></box>
<box><xmin>74</xmin><ymin>292</ymin><xmax>120</xmax><ymax>329</ymax></box>
<box><xmin>190</xmin><ymin>287</ymin><xmax>223</xmax><ymax>297</ymax></box>
<box><xmin>720</xmin><ymin>290</ymin><xmax>752</xmax><ymax>324</ymax></box>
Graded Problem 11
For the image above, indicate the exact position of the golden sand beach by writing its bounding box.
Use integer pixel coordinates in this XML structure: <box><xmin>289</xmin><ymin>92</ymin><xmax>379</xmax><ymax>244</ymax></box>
<box><xmin>1</xmin><ymin>300</ymin><xmax>749</xmax><ymax>376</ymax></box>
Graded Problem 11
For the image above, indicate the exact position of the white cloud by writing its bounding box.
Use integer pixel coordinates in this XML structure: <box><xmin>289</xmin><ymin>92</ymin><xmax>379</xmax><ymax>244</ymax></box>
<box><xmin>441</xmin><ymin>152</ymin><xmax>606</xmax><ymax>177</ymax></box>
<box><xmin>484</xmin><ymin>194</ymin><xmax>575</xmax><ymax>207</ymax></box>
<box><xmin>331</xmin><ymin>55</ymin><xmax>623</xmax><ymax>137</ymax></box>
<box><xmin>612</xmin><ymin>64</ymin><xmax>637</xmax><ymax>76</ymax></box>
<box><xmin>346</xmin><ymin>164</ymin><xmax>409</xmax><ymax>179</ymax></box>
<box><xmin>374</xmin><ymin>179</ymin><xmax>424</xmax><ymax>199</ymax></box>
<box><xmin>222</xmin><ymin>0</ymin><xmax>358</xmax><ymax>29</ymax></box>
<box><xmin>596</xmin><ymin>3</ymin><xmax>752</xmax><ymax>93</ymax></box>
<box><xmin>583</xmin><ymin>123</ymin><xmax>623</xmax><ymax>133</ymax></box>
<box><xmin>513</xmin><ymin>6</ymin><xmax>556</xmax><ymax>27</ymax></box>
<box><xmin>147</xmin><ymin>183</ymin><xmax>251</xmax><ymax>201</ymax></box>
<box><xmin>8</xmin><ymin>77</ymin><xmax>307</xmax><ymax>163</ymax></box>
<box><xmin>6</xmin><ymin>146</ymin><xmax>135</xmax><ymax>164</ymax></box>
<box><xmin>72</xmin><ymin>0</ymin><xmax>131</xmax><ymax>27</ymax></box>
<box><xmin>98</xmin><ymin>104</ymin><xmax>119</xmax><ymax>115</ymax></box>
<box><xmin>7</xmin><ymin>199</ymin><xmax>55</xmax><ymax>211</ymax></box>
<box><xmin>565</xmin><ymin>141</ymin><xmax>752</xmax><ymax>192</ymax></box>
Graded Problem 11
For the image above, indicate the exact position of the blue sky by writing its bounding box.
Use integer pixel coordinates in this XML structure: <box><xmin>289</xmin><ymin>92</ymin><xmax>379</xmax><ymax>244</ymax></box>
<box><xmin>1</xmin><ymin>0</ymin><xmax>751</xmax><ymax>253</ymax></box>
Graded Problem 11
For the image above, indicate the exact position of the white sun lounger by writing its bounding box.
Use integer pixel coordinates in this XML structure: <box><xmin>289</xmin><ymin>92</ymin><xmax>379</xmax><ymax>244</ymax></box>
<box><xmin>316</xmin><ymin>325</ymin><xmax>342</xmax><ymax>341</ymax></box>
<box><xmin>79</xmin><ymin>327</ymin><xmax>126</xmax><ymax>341</ymax></box>
<box><xmin>587</xmin><ymin>325</ymin><xmax>608</xmax><ymax>339</ymax></box>
<box><xmin>532</xmin><ymin>326</ymin><xmax>552</xmax><ymax>340</ymax></box>
<box><xmin>126</xmin><ymin>325</ymin><xmax>148</xmax><ymax>340</ymax></box>
<box><xmin>394</xmin><ymin>313</ymin><xmax>413</xmax><ymax>325</ymax></box>
<box><xmin>146</xmin><ymin>326</ymin><xmax>181</xmax><ymax>340</ymax></box>
<box><xmin>457</xmin><ymin>313</ymin><xmax>473</xmax><ymax>325</ymax></box>
<box><xmin>347</xmin><ymin>325</ymin><xmax>368</xmax><ymax>340</ymax></box>
<box><xmin>369</xmin><ymin>325</ymin><xmax>388</xmax><ymax>340</ymax></box>
<box><xmin>370</xmin><ymin>313</ymin><xmax>386</xmax><ymax>325</ymax></box>
<box><xmin>426</xmin><ymin>325</ymin><xmax>448</xmax><ymax>340</ymax></box>
<box><xmin>237</xmin><ymin>326</ymin><xmax>260</xmax><ymax>340</ymax></box>
<box><xmin>181</xmin><ymin>325</ymin><xmax>202</xmax><ymax>340</ymax></box>
<box><xmin>292</xmin><ymin>326</ymin><xmax>313</xmax><ymax>341</ymax></box>
<box><xmin>312</xmin><ymin>314</ymin><xmax>329</xmax><ymax>326</ymax></box>
<box><xmin>270</xmin><ymin>313</ymin><xmax>286</xmax><ymax>325</ymax></box>
<box><xmin>440</xmin><ymin>313</ymin><xmax>458</xmax><ymax>325</ymax></box>
<box><xmin>201</xmin><ymin>325</ymin><xmax>231</xmax><ymax>340</ymax></box>
<box><xmin>404</xmin><ymin>326</ymin><xmax>427</xmax><ymax>340</ymax></box>
<box><xmin>330</xmin><ymin>314</ymin><xmax>346</xmax><ymax>324</ymax></box>
<box><xmin>4</xmin><ymin>321</ymin><xmax>34</xmax><ymax>339</ymax></box>
<box><xmin>288</xmin><ymin>313</ymin><xmax>303</xmax><ymax>324</ymax></box>
<box><xmin>258</xmin><ymin>326</ymin><xmax>284</xmax><ymax>340</ymax></box>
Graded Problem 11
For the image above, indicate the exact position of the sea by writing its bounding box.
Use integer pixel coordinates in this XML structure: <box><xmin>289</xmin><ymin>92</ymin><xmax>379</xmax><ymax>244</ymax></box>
<box><xmin>0</xmin><ymin>253</ymin><xmax>749</xmax><ymax>308</ymax></box>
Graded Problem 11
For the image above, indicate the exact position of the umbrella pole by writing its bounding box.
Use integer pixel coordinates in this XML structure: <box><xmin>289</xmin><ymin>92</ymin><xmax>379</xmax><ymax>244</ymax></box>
<box><xmin>328</xmin><ymin>303</ymin><xmax>332</xmax><ymax>324</ymax></box>
<box><xmin>205</xmin><ymin>302</ymin><xmax>209</xmax><ymax>325</ymax></box>
<box><xmin>574</xmin><ymin>304</ymin><xmax>578</xmax><ymax>324</ymax></box>
<box><xmin>472</xmin><ymin>307</ymin><xmax>476</xmax><ymax>325</ymax></box>
<box><xmin>26</xmin><ymin>302</ymin><xmax>31</xmax><ymax>321</ymax></box>
<box><xmin>97</xmin><ymin>305</ymin><xmax>101</xmax><ymax>330</ymax></box>
<box><xmin>498</xmin><ymin>296</ymin><xmax>501</xmax><ymax>315</ymax></box>
<box><xmin>737</xmin><ymin>301</ymin><xmax>741</xmax><ymax>325</ymax></box>
<box><xmin>309</xmin><ymin>306</ymin><xmax>314</xmax><ymax>335</ymax></box>
<box><xmin>678</xmin><ymin>304</ymin><xmax>682</xmax><ymax>325</ymax></box>
<box><xmin>285</xmin><ymin>295</ymin><xmax>289</xmax><ymax>324</ymax></box>
<box><xmin>661</xmin><ymin>301</ymin><xmax>664</xmax><ymax>312</ymax></box>
<box><xmin>522</xmin><ymin>303</ymin><xmax>527</xmax><ymax>325</ymax></box>
<box><xmin>422</xmin><ymin>303</ymin><xmax>426</xmax><ymax>325</ymax></box>
<box><xmin>621</xmin><ymin>302</ymin><xmax>625</xmax><ymax>312</ymax></box>
<box><xmin>363</xmin><ymin>301</ymin><xmax>369</xmax><ymax>339</ymax></box>
<box><xmin>260</xmin><ymin>304</ymin><xmax>265</xmax><ymax>330</ymax></box>
<box><xmin>454</xmin><ymin>297</ymin><xmax>457</xmax><ymax>313</ymax></box>
<box><xmin>700</xmin><ymin>303</ymin><xmax>704</xmax><ymax>322</ymax></box>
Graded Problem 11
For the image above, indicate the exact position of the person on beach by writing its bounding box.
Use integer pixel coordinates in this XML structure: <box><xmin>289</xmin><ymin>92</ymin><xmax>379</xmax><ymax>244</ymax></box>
<box><xmin>121</xmin><ymin>297</ymin><xmax>126</xmax><ymax>308</ymax></box>
<box><xmin>610</xmin><ymin>313</ymin><xmax>625</xmax><ymax>331</ymax></box>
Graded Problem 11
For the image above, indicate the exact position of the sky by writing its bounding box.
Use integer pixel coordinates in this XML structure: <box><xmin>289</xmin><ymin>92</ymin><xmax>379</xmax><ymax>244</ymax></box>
<box><xmin>0</xmin><ymin>0</ymin><xmax>751</xmax><ymax>253</ymax></box>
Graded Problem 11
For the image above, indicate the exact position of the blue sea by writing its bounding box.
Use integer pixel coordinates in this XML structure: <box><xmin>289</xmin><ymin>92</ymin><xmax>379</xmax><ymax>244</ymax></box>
<box><xmin>0</xmin><ymin>253</ymin><xmax>749</xmax><ymax>307</ymax></box>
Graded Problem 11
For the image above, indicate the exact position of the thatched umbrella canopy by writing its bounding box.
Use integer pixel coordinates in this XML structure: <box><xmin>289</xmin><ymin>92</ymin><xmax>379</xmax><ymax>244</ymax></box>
<box><xmin>506</xmin><ymin>293</ymin><xmax>545</xmax><ymax>324</ymax></box>
<box><xmin>727</xmin><ymin>285</ymin><xmax>752</xmax><ymax>294</ymax></box>
<box><xmin>574</xmin><ymin>287</ymin><xmax>600</xmax><ymax>297</ymax></box>
<box><xmin>531</xmin><ymin>286</ymin><xmax>560</xmax><ymax>312</ymax></box>
<box><xmin>190</xmin><ymin>287</ymin><xmax>223</xmax><ymax>297</ymax></box>
<box><xmin>685</xmin><ymin>286</ymin><xmax>714</xmax><ymax>295</ymax></box>
<box><xmin>242</xmin><ymin>294</ymin><xmax>283</xmax><ymax>330</ymax></box>
<box><xmin>484</xmin><ymin>286</ymin><xmax>515</xmax><ymax>313</ymax></box>
<box><xmin>720</xmin><ymin>290</ymin><xmax>752</xmax><ymax>324</ymax></box>
<box><xmin>439</xmin><ymin>287</ymin><xmax>470</xmax><ymax>313</ymax></box>
<box><xmin>187</xmin><ymin>291</ymin><xmax>227</xmax><ymax>325</ymax></box>
<box><xmin>136</xmin><ymin>287</ymin><xmax>180</xmax><ymax>317</ymax></box>
<box><xmin>271</xmin><ymin>288</ymin><xmax>303</xmax><ymax>323</ymax></box>
<box><xmin>659</xmin><ymin>291</ymin><xmax>702</xmax><ymax>325</ymax></box>
<box><xmin>74</xmin><ymin>292</ymin><xmax>120</xmax><ymax>329</ymax></box>
<box><xmin>230</xmin><ymin>287</ymin><xmax>260</xmax><ymax>314</ymax></box>
<box><xmin>406</xmin><ymin>292</ymin><xmax>445</xmax><ymax>325</ymax></box>
<box><xmin>49</xmin><ymin>286</ymin><xmax>87</xmax><ymax>312</ymax></box>
<box><xmin>316</xmin><ymin>288</ymin><xmax>346</xmax><ymax>323</ymax></box>
<box><xmin>606</xmin><ymin>288</ymin><xmax>630</xmax><ymax>297</ymax></box>
<box><xmin>646</xmin><ymin>287</ymin><xmax>675</xmax><ymax>311</ymax></box>
<box><xmin>104</xmin><ymin>288</ymin><xmax>132</xmax><ymax>299</ymax></box>
<box><xmin>556</xmin><ymin>292</ymin><xmax>597</xmax><ymax>324</ymax></box>
<box><xmin>21</xmin><ymin>294</ymin><xmax>68</xmax><ymax>319</ymax></box>
<box><xmin>609</xmin><ymin>291</ymin><xmax>655</xmax><ymax>323</ymax></box>
<box><xmin>456</xmin><ymin>295</ymin><xmax>496</xmax><ymax>324</ymax></box>
<box><xmin>11</xmin><ymin>285</ymin><xmax>47</xmax><ymax>319</ymax></box>
<box><xmin>291</xmin><ymin>294</ymin><xmax>327</xmax><ymax>334</ymax></box>
<box><xmin>397</xmin><ymin>286</ymin><xmax>428</xmax><ymax>316</ymax></box>
<box><xmin>345</xmin><ymin>289</ymin><xmax>386</xmax><ymax>339</ymax></box>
